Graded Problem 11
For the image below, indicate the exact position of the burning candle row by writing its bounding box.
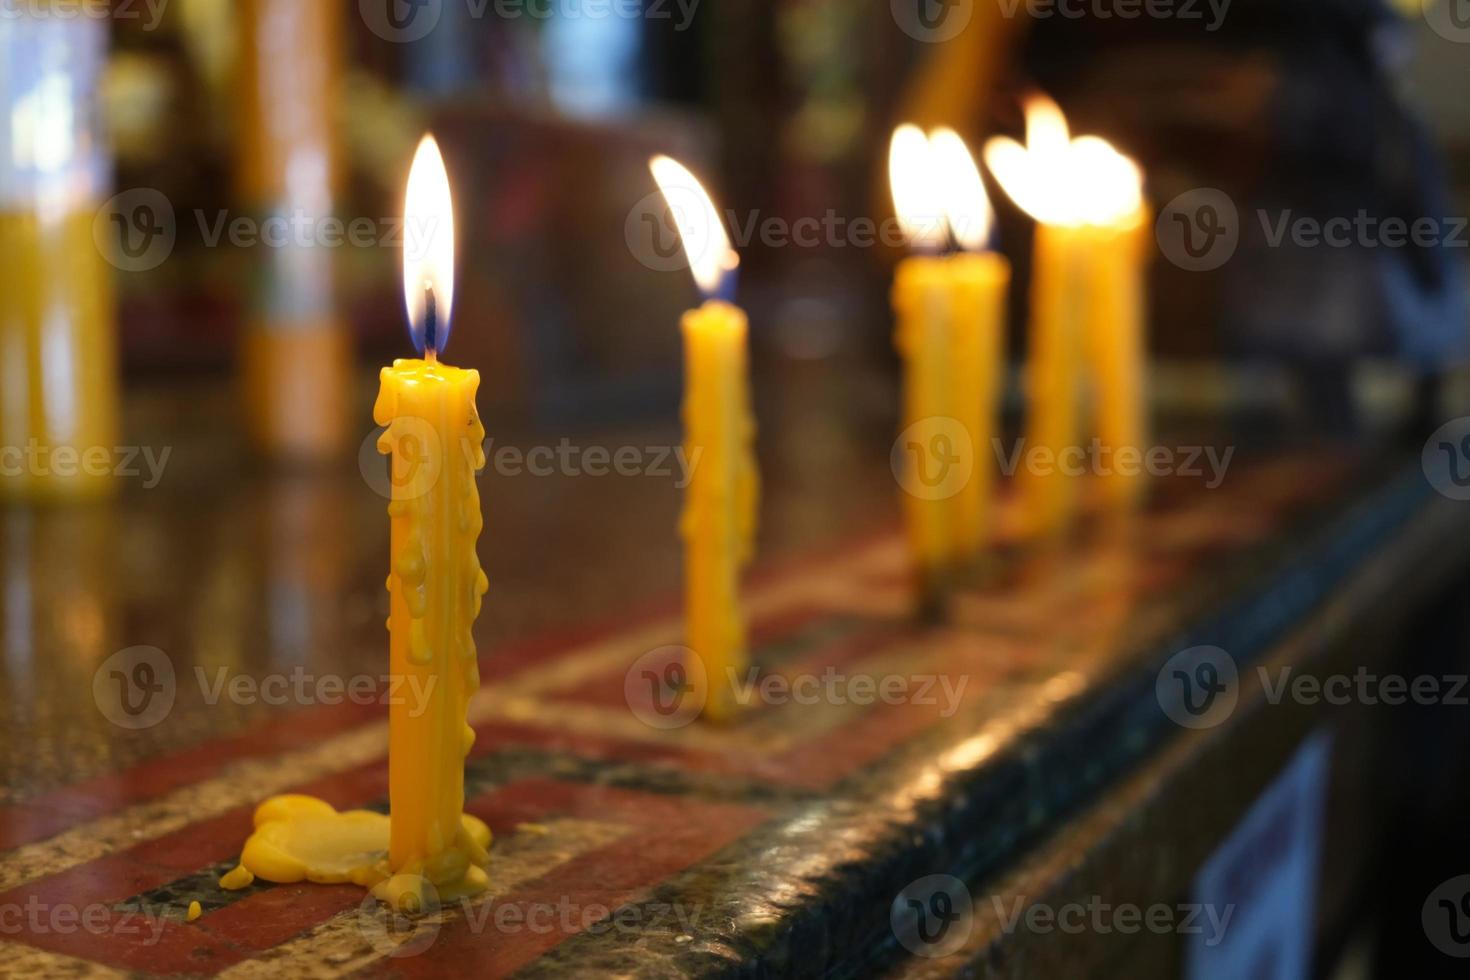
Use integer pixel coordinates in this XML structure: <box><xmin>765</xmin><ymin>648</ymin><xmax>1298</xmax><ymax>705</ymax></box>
<box><xmin>890</xmin><ymin>97</ymin><xmax>1150</xmax><ymax>607</ymax></box>
<box><xmin>221</xmin><ymin>93</ymin><xmax>1150</xmax><ymax>912</ymax></box>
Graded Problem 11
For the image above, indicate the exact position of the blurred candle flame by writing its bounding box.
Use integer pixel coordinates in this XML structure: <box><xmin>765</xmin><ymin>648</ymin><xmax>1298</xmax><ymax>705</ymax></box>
<box><xmin>985</xmin><ymin>95</ymin><xmax>1143</xmax><ymax>228</ymax></box>
<box><xmin>404</xmin><ymin>134</ymin><xmax>456</xmax><ymax>353</ymax></box>
<box><xmin>649</xmin><ymin>155</ymin><xmax>739</xmax><ymax>299</ymax></box>
<box><xmin>928</xmin><ymin>127</ymin><xmax>994</xmax><ymax>252</ymax></box>
<box><xmin>888</xmin><ymin>124</ymin><xmax>948</xmax><ymax>253</ymax></box>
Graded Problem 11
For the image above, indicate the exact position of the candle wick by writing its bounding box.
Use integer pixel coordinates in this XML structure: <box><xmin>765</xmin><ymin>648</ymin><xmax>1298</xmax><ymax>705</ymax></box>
<box><xmin>423</xmin><ymin>280</ymin><xmax>438</xmax><ymax>362</ymax></box>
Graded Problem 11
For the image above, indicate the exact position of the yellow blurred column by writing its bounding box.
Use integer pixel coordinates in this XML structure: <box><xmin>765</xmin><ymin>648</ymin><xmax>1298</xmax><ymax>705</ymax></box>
<box><xmin>236</xmin><ymin>0</ymin><xmax>350</xmax><ymax>460</ymax></box>
<box><xmin>0</xmin><ymin>13</ymin><xmax>119</xmax><ymax>502</ymax></box>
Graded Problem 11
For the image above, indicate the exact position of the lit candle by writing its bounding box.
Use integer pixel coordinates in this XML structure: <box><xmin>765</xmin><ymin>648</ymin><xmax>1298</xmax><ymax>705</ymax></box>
<box><xmin>374</xmin><ymin>134</ymin><xmax>492</xmax><ymax>905</ymax></box>
<box><xmin>929</xmin><ymin>128</ymin><xmax>1011</xmax><ymax>560</ymax></box>
<box><xmin>649</xmin><ymin>156</ymin><xmax>759</xmax><ymax>723</ymax></box>
<box><xmin>889</xmin><ymin>125</ymin><xmax>1010</xmax><ymax>604</ymax></box>
<box><xmin>985</xmin><ymin>97</ymin><xmax>1148</xmax><ymax>532</ymax></box>
<box><xmin>224</xmin><ymin>136</ymin><xmax>491</xmax><ymax>911</ymax></box>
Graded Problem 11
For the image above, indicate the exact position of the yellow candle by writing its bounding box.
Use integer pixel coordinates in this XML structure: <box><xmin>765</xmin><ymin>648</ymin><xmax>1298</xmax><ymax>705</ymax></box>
<box><xmin>227</xmin><ymin>137</ymin><xmax>491</xmax><ymax>911</ymax></box>
<box><xmin>681</xmin><ymin>301</ymin><xmax>758</xmax><ymax>722</ymax></box>
<box><xmin>947</xmin><ymin>251</ymin><xmax>1010</xmax><ymax>556</ymax></box>
<box><xmin>986</xmin><ymin>98</ymin><xmax>1149</xmax><ymax>534</ymax></box>
<box><xmin>1085</xmin><ymin>204</ymin><xmax>1150</xmax><ymax>509</ymax></box>
<box><xmin>0</xmin><ymin>16</ymin><xmax>118</xmax><ymax>501</ymax></box>
<box><xmin>237</xmin><ymin>0</ymin><xmax>351</xmax><ymax>460</ymax></box>
<box><xmin>374</xmin><ymin>353</ymin><xmax>490</xmax><ymax>902</ymax></box>
<box><xmin>892</xmin><ymin>256</ymin><xmax>956</xmax><ymax>587</ymax></box>
<box><xmin>889</xmin><ymin>126</ymin><xmax>1009</xmax><ymax>591</ymax></box>
<box><xmin>1018</xmin><ymin>221</ymin><xmax>1087</xmax><ymax>537</ymax></box>
<box><xmin>651</xmin><ymin>156</ymin><xmax>760</xmax><ymax>722</ymax></box>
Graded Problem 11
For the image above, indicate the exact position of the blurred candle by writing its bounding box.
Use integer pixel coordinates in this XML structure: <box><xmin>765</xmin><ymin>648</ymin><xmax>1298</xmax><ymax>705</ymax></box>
<box><xmin>986</xmin><ymin>98</ymin><xmax>1149</xmax><ymax>531</ymax></box>
<box><xmin>889</xmin><ymin>126</ymin><xmax>1009</xmax><ymax>604</ymax></box>
<box><xmin>930</xmin><ymin>128</ymin><xmax>1010</xmax><ymax>560</ymax></box>
<box><xmin>650</xmin><ymin>156</ymin><xmax>759</xmax><ymax>723</ymax></box>
<box><xmin>0</xmin><ymin>15</ymin><xmax>118</xmax><ymax>501</ymax></box>
<box><xmin>890</xmin><ymin>126</ymin><xmax>955</xmax><ymax>600</ymax></box>
<box><xmin>237</xmin><ymin>0</ymin><xmax>350</xmax><ymax>460</ymax></box>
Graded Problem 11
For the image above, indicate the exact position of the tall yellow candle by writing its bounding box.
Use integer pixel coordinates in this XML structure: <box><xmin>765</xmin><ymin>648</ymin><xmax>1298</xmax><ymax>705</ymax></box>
<box><xmin>986</xmin><ymin>98</ymin><xmax>1149</xmax><ymax>535</ymax></box>
<box><xmin>930</xmin><ymin>128</ymin><xmax>1011</xmax><ymax>560</ymax></box>
<box><xmin>892</xmin><ymin>255</ymin><xmax>957</xmax><ymax>591</ymax></box>
<box><xmin>889</xmin><ymin>126</ymin><xmax>1009</xmax><ymax>596</ymax></box>
<box><xmin>225</xmin><ymin>137</ymin><xmax>491</xmax><ymax>911</ymax></box>
<box><xmin>651</xmin><ymin>156</ymin><xmax>760</xmax><ymax>722</ymax></box>
<box><xmin>1018</xmin><ymin>221</ymin><xmax>1088</xmax><ymax>536</ymax></box>
<box><xmin>1085</xmin><ymin>203</ymin><xmax>1150</xmax><ymax>509</ymax></box>
<box><xmin>947</xmin><ymin>251</ymin><xmax>1010</xmax><ymax>555</ymax></box>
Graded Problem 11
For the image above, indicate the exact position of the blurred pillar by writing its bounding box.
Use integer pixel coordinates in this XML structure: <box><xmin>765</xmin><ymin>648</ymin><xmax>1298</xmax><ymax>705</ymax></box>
<box><xmin>236</xmin><ymin>0</ymin><xmax>350</xmax><ymax>460</ymax></box>
<box><xmin>0</xmin><ymin>14</ymin><xmax>119</xmax><ymax>501</ymax></box>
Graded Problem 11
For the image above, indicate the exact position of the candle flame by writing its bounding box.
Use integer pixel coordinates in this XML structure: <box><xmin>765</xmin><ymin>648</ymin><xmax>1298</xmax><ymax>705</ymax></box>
<box><xmin>984</xmin><ymin>95</ymin><xmax>1142</xmax><ymax>228</ymax></box>
<box><xmin>404</xmin><ymin>134</ymin><xmax>456</xmax><ymax>353</ymax></box>
<box><xmin>649</xmin><ymin>154</ymin><xmax>739</xmax><ymax>298</ymax></box>
<box><xmin>928</xmin><ymin>127</ymin><xmax>993</xmax><ymax>252</ymax></box>
<box><xmin>888</xmin><ymin>124</ymin><xmax>948</xmax><ymax>253</ymax></box>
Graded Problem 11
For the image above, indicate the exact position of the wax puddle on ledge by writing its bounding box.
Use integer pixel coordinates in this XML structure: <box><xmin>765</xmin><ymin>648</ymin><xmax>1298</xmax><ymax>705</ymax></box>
<box><xmin>228</xmin><ymin>795</ymin><xmax>492</xmax><ymax>910</ymax></box>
